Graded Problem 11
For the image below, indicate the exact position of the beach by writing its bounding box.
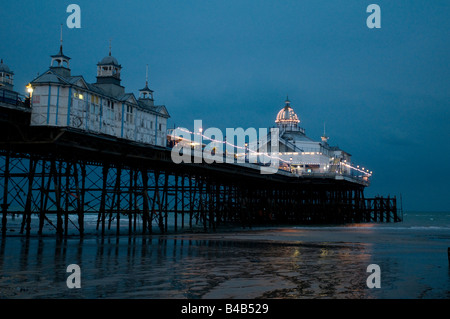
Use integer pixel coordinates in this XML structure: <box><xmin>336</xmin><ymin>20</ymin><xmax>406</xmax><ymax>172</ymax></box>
<box><xmin>0</xmin><ymin>211</ymin><xmax>449</xmax><ymax>299</ymax></box>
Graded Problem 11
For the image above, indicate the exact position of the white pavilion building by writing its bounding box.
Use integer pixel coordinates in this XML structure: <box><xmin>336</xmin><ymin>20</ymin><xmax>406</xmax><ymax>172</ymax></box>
<box><xmin>264</xmin><ymin>97</ymin><xmax>353</xmax><ymax>175</ymax></box>
<box><xmin>28</xmin><ymin>40</ymin><xmax>169</xmax><ymax>147</ymax></box>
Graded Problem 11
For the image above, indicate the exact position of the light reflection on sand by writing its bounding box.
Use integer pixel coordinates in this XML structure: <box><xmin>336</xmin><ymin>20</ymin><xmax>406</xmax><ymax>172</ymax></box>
<box><xmin>0</xmin><ymin>225</ymin><xmax>449</xmax><ymax>299</ymax></box>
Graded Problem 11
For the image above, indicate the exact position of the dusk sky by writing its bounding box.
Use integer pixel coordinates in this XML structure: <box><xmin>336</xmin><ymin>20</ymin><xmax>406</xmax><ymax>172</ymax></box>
<box><xmin>2</xmin><ymin>1</ymin><xmax>449</xmax><ymax>211</ymax></box>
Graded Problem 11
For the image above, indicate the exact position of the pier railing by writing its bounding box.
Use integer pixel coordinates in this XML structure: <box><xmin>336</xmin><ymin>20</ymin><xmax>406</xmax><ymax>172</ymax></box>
<box><xmin>188</xmin><ymin>149</ymin><xmax>371</xmax><ymax>186</ymax></box>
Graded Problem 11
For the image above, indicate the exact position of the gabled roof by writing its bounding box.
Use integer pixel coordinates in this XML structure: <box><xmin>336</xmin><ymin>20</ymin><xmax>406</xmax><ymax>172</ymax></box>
<box><xmin>67</xmin><ymin>75</ymin><xmax>89</xmax><ymax>89</ymax></box>
<box><xmin>119</xmin><ymin>93</ymin><xmax>138</xmax><ymax>104</ymax></box>
<box><xmin>30</xmin><ymin>70</ymin><xmax>69</xmax><ymax>85</ymax></box>
<box><xmin>155</xmin><ymin>105</ymin><xmax>170</xmax><ymax>118</ymax></box>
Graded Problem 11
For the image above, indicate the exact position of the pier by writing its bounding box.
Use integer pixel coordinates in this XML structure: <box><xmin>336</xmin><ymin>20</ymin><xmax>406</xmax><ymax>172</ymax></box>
<box><xmin>0</xmin><ymin>46</ymin><xmax>401</xmax><ymax>238</ymax></box>
<box><xmin>0</xmin><ymin>97</ymin><xmax>400</xmax><ymax>237</ymax></box>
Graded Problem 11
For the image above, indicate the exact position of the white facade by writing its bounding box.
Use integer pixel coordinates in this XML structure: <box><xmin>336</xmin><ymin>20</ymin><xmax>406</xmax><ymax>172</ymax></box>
<box><xmin>29</xmin><ymin>46</ymin><xmax>169</xmax><ymax>147</ymax></box>
<box><xmin>266</xmin><ymin>98</ymin><xmax>354</xmax><ymax>175</ymax></box>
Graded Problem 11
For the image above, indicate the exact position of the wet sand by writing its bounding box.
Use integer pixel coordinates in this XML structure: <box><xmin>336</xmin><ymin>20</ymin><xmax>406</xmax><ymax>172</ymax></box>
<box><xmin>1</xmin><ymin>220</ymin><xmax>449</xmax><ymax>299</ymax></box>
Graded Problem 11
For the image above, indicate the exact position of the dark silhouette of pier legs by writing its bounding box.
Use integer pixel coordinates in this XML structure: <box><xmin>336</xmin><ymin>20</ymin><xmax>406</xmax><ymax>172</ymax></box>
<box><xmin>0</xmin><ymin>149</ymin><xmax>400</xmax><ymax>237</ymax></box>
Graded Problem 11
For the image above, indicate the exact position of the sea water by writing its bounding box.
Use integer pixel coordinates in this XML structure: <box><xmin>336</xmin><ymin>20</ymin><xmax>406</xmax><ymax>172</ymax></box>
<box><xmin>0</xmin><ymin>211</ymin><xmax>449</xmax><ymax>299</ymax></box>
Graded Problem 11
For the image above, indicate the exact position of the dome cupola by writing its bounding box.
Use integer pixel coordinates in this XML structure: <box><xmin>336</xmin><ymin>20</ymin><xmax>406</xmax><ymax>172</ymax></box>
<box><xmin>275</xmin><ymin>97</ymin><xmax>301</xmax><ymax>131</ymax></box>
<box><xmin>96</xmin><ymin>41</ymin><xmax>122</xmax><ymax>86</ymax></box>
<box><xmin>94</xmin><ymin>40</ymin><xmax>125</xmax><ymax>97</ymax></box>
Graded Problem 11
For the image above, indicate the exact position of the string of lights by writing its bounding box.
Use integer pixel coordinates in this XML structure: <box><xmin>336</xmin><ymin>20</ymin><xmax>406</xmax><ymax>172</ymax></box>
<box><xmin>174</xmin><ymin>127</ymin><xmax>292</xmax><ymax>164</ymax></box>
<box><xmin>171</xmin><ymin>127</ymin><xmax>372</xmax><ymax>176</ymax></box>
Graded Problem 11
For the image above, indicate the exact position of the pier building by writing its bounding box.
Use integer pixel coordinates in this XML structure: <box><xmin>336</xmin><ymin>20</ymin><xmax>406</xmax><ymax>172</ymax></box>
<box><xmin>28</xmin><ymin>42</ymin><xmax>169</xmax><ymax>147</ymax></box>
<box><xmin>266</xmin><ymin>97</ymin><xmax>368</xmax><ymax>180</ymax></box>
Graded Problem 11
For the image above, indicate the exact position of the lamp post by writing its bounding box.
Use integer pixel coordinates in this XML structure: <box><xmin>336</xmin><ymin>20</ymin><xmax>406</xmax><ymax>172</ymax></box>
<box><xmin>26</xmin><ymin>83</ymin><xmax>33</xmax><ymax>98</ymax></box>
<box><xmin>25</xmin><ymin>83</ymin><xmax>33</xmax><ymax>107</ymax></box>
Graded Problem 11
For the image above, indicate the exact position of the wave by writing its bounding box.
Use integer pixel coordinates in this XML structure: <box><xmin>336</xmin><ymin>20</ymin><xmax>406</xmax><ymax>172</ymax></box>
<box><xmin>292</xmin><ymin>225</ymin><xmax>450</xmax><ymax>231</ymax></box>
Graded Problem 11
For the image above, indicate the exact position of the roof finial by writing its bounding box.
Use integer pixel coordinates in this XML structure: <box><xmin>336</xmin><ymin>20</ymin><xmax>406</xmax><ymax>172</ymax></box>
<box><xmin>59</xmin><ymin>23</ymin><xmax>64</xmax><ymax>54</ymax></box>
<box><xmin>145</xmin><ymin>64</ymin><xmax>149</xmax><ymax>86</ymax></box>
<box><xmin>285</xmin><ymin>94</ymin><xmax>290</xmax><ymax>107</ymax></box>
<box><xmin>109</xmin><ymin>39</ymin><xmax>112</xmax><ymax>56</ymax></box>
<box><xmin>321</xmin><ymin>121</ymin><xmax>329</xmax><ymax>143</ymax></box>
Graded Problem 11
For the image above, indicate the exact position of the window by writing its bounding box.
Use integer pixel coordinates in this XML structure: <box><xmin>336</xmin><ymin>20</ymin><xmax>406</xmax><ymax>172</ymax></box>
<box><xmin>159</xmin><ymin>123</ymin><xmax>162</xmax><ymax>131</ymax></box>
<box><xmin>73</xmin><ymin>91</ymin><xmax>84</xmax><ymax>100</ymax></box>
<box><xmin>89</xmin><ymin>95</ymin><xmax>100</xmax><ymax>115</ymax></box>
<box><xmin>126</xmin><ymin>105</ymin><xmax>133</xmax><ymax>123</ymax></box>
<box><xmin>90</xmin><ymin>103</ymin><xmax>100</xmax><ymax>115</ymax></box>
<box><xmin>92</xmin><ymin>95</ymin><xmax>99</xmax><ymax>104</ymax></box>
<box><xmin>106</xmin><ymin>100</ymin><xmax>114</xmax><ymax>121</ymax></box>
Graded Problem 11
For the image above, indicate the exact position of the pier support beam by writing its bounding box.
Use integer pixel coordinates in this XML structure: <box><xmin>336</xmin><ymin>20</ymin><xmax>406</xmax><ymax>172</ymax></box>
<box><xmin>0</xmin><ymin>148</ymin><xmax>400</xmax><ymax>237</ymax></box>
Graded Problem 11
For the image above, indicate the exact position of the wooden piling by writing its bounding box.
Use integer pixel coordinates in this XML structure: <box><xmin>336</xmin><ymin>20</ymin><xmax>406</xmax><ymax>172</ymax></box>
<box><xmin>0</xmin><ymin>147</ymin><xmax>400</xmax><ymax>236</ymax></box>
<box><xmin>1</xmin><ymin>150</ymin><xmax>10</xmax><ymax>237</ymax></box>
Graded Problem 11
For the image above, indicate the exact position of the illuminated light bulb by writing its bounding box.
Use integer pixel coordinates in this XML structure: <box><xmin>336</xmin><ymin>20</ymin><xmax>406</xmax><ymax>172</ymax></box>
<box><xmin>26</xmin><ymin>83</ymin><xmax>33</xmax><ymax>96</ymax></box>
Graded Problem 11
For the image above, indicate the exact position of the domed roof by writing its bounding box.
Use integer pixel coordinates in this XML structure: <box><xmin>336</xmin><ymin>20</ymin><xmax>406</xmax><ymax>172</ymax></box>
<box><xmin>0</xmin><ymin>59</ymin><xmax>12</xmax><ymax>73</ymax></box>
<box><xmin>275</xmin><ymin>98</ymin><xmax>300</xmax><ymax>124</ymax></box>
<box><xmin>98</xmin><ymin>54</ymin><xmax>120</xmax><ymax>66</ymax></box>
